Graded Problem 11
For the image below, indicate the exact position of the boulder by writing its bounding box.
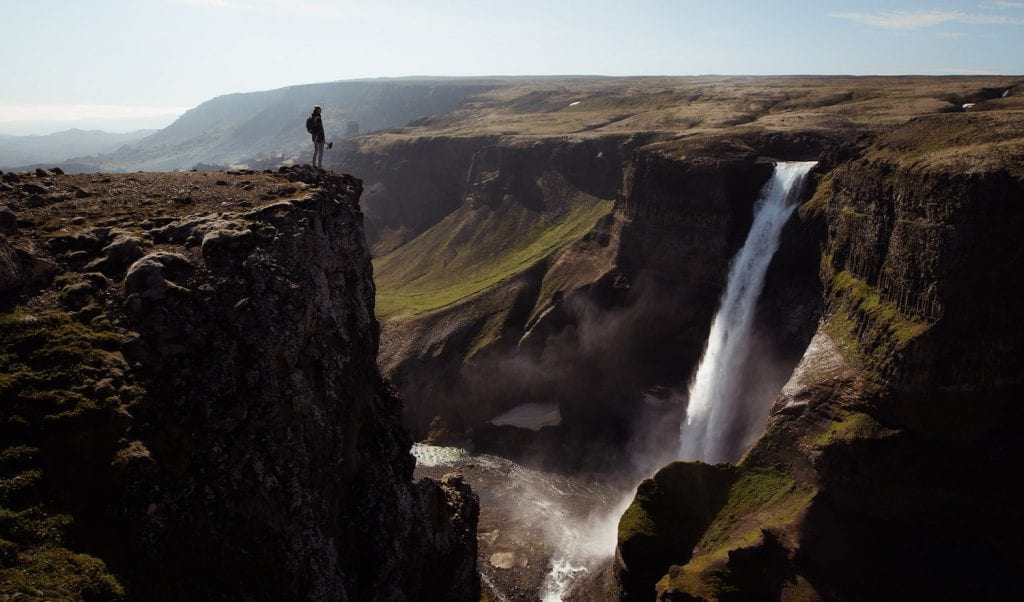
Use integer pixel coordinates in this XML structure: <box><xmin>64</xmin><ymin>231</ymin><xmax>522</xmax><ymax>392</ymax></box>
<box><xmin>124</xmin><ymin>252</ymin><xmax>193</xmax><ymax>300</ymax></box>
<box><xmin>47</xmin><ymin>230</ymin><xmax>101</xmax><ymax>254</ymax></box>
<box><xmin>60</xmin><ymin>281</ymin><xmax>95</xmax><ymax>310</ymax></box>
<box><xmin>87</xmin><ymin>234</ymin><xmax>148</xmax><ymax>275</ymax></box>
<box><xmin>201</xmin><ymin>227</ymin><xmax>254</xmax><ymax>268</ymax></box>
<box><xmin>0</xmin><ymin>205</ymin><xmax>16</xmax><ymax>235</ymax></box>
<box><xmin>0</xmin><ymin>237</ymin><xmax>22</xmax><ymax>292</ymax></box>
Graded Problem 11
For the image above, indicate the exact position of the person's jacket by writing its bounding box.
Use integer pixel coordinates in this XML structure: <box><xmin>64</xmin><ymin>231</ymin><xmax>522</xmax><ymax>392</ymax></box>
<box><xmin>310</xmin><ymin>114</ymin><xmax>325</xmax><ymax>142</ymax></box>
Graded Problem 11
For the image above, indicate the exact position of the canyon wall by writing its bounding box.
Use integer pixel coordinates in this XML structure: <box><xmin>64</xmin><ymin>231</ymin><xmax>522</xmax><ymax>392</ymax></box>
<box><xmin>612</xmin><ymin>110</ymin><xmax>1024</xmax><ymax>601</ymax></box>
<box><xmin>0</xmin><ymin>167</ymin><xmax>478</xmax><ymax>600</ymax></box>
<box><xmin>361</xmin><ymin>130</ymin><xmax>817</xmax><ymax>469</ymax></box>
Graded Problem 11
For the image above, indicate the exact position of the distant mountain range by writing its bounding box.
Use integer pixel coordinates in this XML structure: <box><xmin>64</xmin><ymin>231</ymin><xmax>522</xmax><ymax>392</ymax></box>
<box><xmin>7</xmin><ymin>78</ymin><xmax>505</xmax><ymax>173</ymax></box>
<box><xmin>0</xmin><ymin>128</ymin><xmax>155</xmax><ymax>170</ymax></box>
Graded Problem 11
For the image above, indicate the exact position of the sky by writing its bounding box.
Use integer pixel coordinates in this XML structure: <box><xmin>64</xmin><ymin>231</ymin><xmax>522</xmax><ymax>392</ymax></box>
<box><xmin>1</xmin><ymin>0</ymin><xmax>1022</xmax><ymax>135</ymax></box>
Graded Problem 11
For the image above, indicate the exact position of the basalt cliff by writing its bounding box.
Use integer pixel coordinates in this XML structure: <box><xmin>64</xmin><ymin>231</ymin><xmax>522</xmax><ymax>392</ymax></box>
<box><xmin>608</xmin><ymin>110</ymin><xmax>1024</xmax><ymax>600</ymax></box>
<box><xmin>0</xmin><ymin>166</ymin><xmax>478</xmax><ymax>600</ymax></box>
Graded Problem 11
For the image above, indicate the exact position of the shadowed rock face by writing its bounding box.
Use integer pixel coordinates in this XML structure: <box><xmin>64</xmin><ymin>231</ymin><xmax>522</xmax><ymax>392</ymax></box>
<box><xmin>0</xmin><ymin>167</ymin><xmax>478</xmax><ymax>601</ymax></box>
<box><xmin>611</xmin><ymin>111</ymin><xmax>1024</xmax><ymax>601</ymax></box>
<box><xmin>822</xmin><ymin>145</ymin><xmax>1024</xmax><ymax>389</ymax></box>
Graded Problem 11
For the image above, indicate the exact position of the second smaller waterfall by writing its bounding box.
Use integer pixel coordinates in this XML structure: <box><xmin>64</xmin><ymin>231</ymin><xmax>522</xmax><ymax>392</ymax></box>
<box><xmin>679</xmin><ymin>161</ymin><xmax>816</xmax><ymax>464</ymax></box>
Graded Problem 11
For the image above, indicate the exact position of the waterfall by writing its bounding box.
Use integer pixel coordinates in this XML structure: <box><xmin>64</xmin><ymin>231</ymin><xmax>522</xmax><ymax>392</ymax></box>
<box><xmin>679</xmin><ymin>161</ymin><xmax>816</xmax><ymax>464</ymax></box>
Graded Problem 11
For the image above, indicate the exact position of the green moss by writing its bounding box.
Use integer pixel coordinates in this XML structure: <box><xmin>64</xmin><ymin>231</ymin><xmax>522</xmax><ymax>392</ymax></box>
<box><xmin>0</xmin><ymin>508</ymin><xmax>73</xmax><ymax>545</ymax></box>
<box><xmin>0</xmin><ymin>447</ymin><xmax>39</xmax><ymax>468</ymax></box>
<box><xmin>697</xmin><ymin>468</ymin><xmax>808</xmax><ymax>554</ymax></box>
<box><xmin>798</xmin><ymin>173</ymin><xmax>833</xmax><ymax>220</ymax></box>
<box><xmin>617</xmin><ymin>496</ymin><xmax>658</xmax><ymax>544</ymax></box>
<box><xmin>464</xmin><ymin>311</ymin><xmax>511</xmax><ymax>361</ymax></box>
<box><xmin>0</xmin><ymin>470</ymin><xmax>43</xmax><ymax>503</ymax></box>
<box><xmin>825</xmin><ymin>271</ymin><xmax>931</xmax><ymax>379</ymax></box>
<box><xmin>0</xmin><ymin>312</ymin><xmax>124</xmax><ymax>422</ymax></box>
<box><xmin>0</xmin><ymin>545</ymin><xmax>124</xmax><ymax>600</ymax></box>
<box><xmin>656</xmin><ymin>554</ymin><xmax>730</xmax><ymax>599</ymax></box>
<box><xmin>807</xmin><ymin>411</ymin><xmax>886</xmax><ymax>447</ymax></box>
<box><xmin>374</xmin><ymin>198</ymin><xmax>614</xmax><ymax>319</ymax></box>
<box><xmin>832</xmin><ymin>270</ymin><xmax>926</xmax><ymax>340</ymax></box>
<box><xmin>639</xmin><ymin>465</ymin><xmax>817</xmax><ymax>601</ymax></box>
<box><xmin>617</xmin><ymin>462</ymin><xmax>739</xmax><ymax>596</ymax></box>
<box><xmin>1</xmin><ymin>311</ymin><xmax>129</xmax><ymax>599</ymax></box>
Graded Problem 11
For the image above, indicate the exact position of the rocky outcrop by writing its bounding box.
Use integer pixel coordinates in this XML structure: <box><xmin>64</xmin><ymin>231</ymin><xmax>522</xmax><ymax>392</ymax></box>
<box><xmin>0</xmin><ymin>167</ymin><xmax>479</xmax><ymax>600</ymax></box>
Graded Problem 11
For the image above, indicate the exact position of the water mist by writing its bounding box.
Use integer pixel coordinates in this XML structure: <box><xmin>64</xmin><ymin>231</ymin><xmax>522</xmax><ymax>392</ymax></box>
<box><xmin>679</xmin><ymin>161</ymin><xmax>816</xmax><ymax>463</ymax></box>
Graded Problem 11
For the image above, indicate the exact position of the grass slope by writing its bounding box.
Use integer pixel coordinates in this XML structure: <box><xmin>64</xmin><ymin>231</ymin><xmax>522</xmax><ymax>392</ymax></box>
<box><xmin>374</xmin><ymin>196</ymin><xmax>614</xmax><ymax>320</ymax></box>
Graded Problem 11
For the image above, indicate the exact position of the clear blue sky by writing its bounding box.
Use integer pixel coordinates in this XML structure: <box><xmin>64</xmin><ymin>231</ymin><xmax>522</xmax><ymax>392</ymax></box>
<box><xmin>1</xmin><ymin>0</ymin><xmax>1022</xmax><ymax>134</ymax></box>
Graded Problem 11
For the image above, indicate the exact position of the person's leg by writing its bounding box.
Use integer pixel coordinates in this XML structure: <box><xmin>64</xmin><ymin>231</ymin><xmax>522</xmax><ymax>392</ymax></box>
<box><xmin>311</xmin><ymin>142</ymin><xmax>323</xmax><ymax>167</ymax></box>
<box><xmin>317</xmin><ymin>141</ymin><xmax>324</xmax><ymax>168</ymax></box>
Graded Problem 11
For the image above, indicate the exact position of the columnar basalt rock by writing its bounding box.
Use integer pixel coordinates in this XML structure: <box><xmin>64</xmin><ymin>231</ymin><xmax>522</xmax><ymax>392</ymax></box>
<box><xmin>821</xmin><ymin>139</ymin><xmax>1024</xmax><ymax>388</ymax></box>
<box><xmin>612</xmin><ymin>112</ymin><xmax>1024</xmax><ymax>601</ymax></box>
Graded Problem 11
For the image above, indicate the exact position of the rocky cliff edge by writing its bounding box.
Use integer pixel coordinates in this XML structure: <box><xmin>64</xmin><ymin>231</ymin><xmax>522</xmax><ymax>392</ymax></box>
<box><xmin>0</xmin><ymin>166</ymin><xmax>478</xmax><ymax>600</ymax></box>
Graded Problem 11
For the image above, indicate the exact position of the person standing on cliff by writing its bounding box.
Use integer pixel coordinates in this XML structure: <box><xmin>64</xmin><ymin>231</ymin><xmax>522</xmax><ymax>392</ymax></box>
<box><xmin>307</xmin><ymin>105</ymin><xmax>326</xmax><ymax>169</ymax></box>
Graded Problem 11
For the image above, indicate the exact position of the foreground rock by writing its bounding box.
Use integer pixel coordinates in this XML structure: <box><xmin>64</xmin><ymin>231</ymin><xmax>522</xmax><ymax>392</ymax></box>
<box><xmin>0</xmin><ymin>166</ymin><xmax>479</xmax><ymax>600</ymax></box>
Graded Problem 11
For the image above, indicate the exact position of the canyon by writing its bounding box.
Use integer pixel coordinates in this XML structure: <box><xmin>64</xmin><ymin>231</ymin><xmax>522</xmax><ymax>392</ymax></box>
<box><xmin>2</xmin><ymin>75</ymin><xmax>1023</xmax><ymax>600</ymax></box>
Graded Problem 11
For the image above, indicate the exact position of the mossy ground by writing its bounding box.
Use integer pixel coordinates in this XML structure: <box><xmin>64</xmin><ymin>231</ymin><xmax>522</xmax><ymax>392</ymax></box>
<box><xmin>619</xmin><ymin>461</ymin><xmax>817</xmax><ymax>600</ymax></box>
<box><xmin>373</xmin><ymin>197</ymin><xmax>613</xmax><ymax>319</ymax></box>
<box><xmin>823</xmin><ymin>270</ymin><xmax>930</xmax><ymax>383</ymax></box>
<box><xmin>0</xmin><ymin>311</ymin><xmax>128</xmax><ymax>599</ymax></box>
<box><xmin>696</xmin><ymin>467</ymin><xmax>808</xmax><ymax>554</ymax></box>
<box><xmin>653</xmin><ymin>466</ymin><xmax>817</xmax><ymax>600</ymax></box>
<box><xmin>797</xmin><ymin>173</ymin><xmax>833</xmax><ymax>220</ymax></box>
<box><xmin>830</xmin><ymin>270</ymin><xmax>929</xmax><ymax>346</ymax></box>
<box><xmin>806</xmin><ymin>411</ymin><xmax>886</xmax><ymax>447</ymax></box>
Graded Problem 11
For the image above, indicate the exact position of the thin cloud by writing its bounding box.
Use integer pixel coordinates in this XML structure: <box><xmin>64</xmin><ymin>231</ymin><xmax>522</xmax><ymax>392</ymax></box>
<box><xmin>831</xmin><ymin>9</ymin><xmax>1024</xmax><ymax>29</ymax></box>
<box><xmin>987</xmin><ymin>1</ymin><xmax>1024</xmax><ymax>8</ymax></box>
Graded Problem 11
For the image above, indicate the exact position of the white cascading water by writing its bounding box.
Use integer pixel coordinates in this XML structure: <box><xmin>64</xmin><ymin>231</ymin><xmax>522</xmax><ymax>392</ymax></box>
<box><xmin>679</xmin><ymin>161</ymin><xmax>816</xmax><ymax>464</ymax></box>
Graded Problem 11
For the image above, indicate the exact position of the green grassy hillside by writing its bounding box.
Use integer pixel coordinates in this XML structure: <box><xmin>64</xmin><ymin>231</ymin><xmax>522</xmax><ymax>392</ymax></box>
<box><xmin>373</xmin><ymin>195</ymin><xmax>614</xmax><ymax>320</ymax></box>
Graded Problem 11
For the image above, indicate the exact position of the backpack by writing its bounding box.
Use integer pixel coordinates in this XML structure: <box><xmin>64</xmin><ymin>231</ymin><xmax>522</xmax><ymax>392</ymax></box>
<box><xmin>305</xmin><ymin>116</ymin><xmax>314</xmax><ymax>134</ymax></box>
